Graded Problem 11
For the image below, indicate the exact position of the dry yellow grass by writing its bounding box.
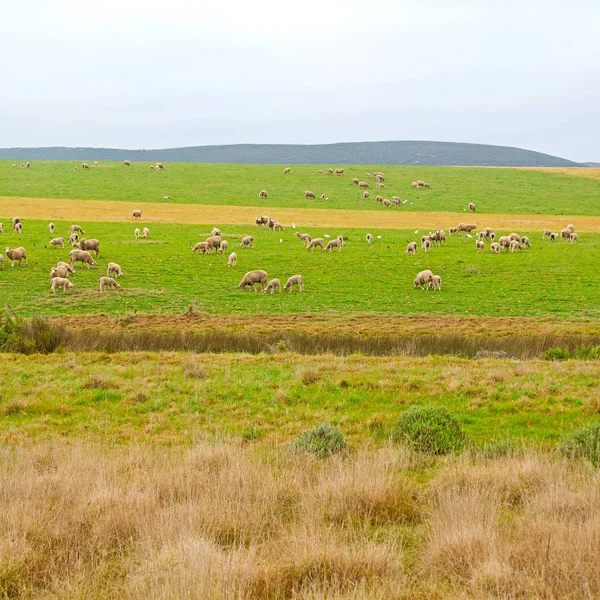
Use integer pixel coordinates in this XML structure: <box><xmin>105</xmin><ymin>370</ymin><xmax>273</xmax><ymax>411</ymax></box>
<box><xmin>523</xmin><ymin>167</ymin><xmax>600</xmax><ymax>180</ymax></box>
<box><xmin>3</xmin><ymin>195</ymin><xmax>600</xmax><ymax>231</ymax></box>
<box><xmin>1</xmin><ymin>442</ymin><xmax>599</xmax><ymax>599</ymax></box>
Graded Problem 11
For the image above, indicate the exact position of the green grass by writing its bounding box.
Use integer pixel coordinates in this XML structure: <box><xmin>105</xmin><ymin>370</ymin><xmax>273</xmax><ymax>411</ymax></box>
<box><xmin>0</xmin><ymin>352</ymin><xmax>598</xmax><ymax>446</ymax></box>
<box><xmin>0</xmin><ymin>218</ymin><xmax>598</xmax><ymax>318</ymax></box>
<box><xmin>2</xmin><ymin>161</ymin><xmax>600</xmax><ymax>215</ymax></box>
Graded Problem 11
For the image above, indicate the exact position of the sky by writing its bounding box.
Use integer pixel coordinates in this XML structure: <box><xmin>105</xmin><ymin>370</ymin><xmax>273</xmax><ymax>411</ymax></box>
<box><xmin>1</xmin><ymin>0</ymin><xmax>599</xmax><ymax>161</ymax></box>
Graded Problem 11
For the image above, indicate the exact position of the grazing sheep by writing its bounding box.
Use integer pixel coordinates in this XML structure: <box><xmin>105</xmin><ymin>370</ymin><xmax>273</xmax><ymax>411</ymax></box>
<box><xmin>238</xmin><ymin>269</ymin><xmax>268</xmax><ymax>292</ymax></box>
<box><xmin>163</xmin><ymin>195</ymin><xmax>170</xmax><ymax>200</ymax></box>
<box><xmin>57</xmin><ymin>261</ymin><xmax>75</xmax><ymax>275</ymax></box>
<box><xmin>149</xmin><ymin>165</ymin><xmax>155</xmax><ymax>170</ymax></box>
<box><xmin>78</xmin><ymin>238</ymin><xmax>100</xmax><ymax>257</ymax></box>
<box><xmin>457</xmin><ymin>223</ymin><xmax>477</xmax><ymax>234</ymax></box>
<box><xmin>490</xmin><ymin>242</ymin><xmax>502</xmax><ymax>254</ymax></box>
<box><xmin>259</xmin><ymin>190</ymin><xmax>268</xmax><ymax>199</ymax></box>
<box><xmin>156</xmin><ymin>162</ymin><xmax>164</xmax><ymax>170</ymax></box>
<box><xmin>94</xmin><ymin>161</ymin><xmax>99</xmax><ymax>166</ymax></box>
<box><xmin>284</xmin><ymin>167</ymin><xmax>291</xmax><ymax>174</ymax></box>
<box><xmin>305</xmin><ymin>190</ymin><xmax>316</xmax><ymax>199</ymax></box>
<box><xmin>521</xmin><ymin>236</ymin><xmax>531</xmax><ymax>248</ymax></box>
<box><xmin>26</xmin><ymin>161</ymin><xmax>31</xmax><ymax>168</ymax></box>
<box><xmin>335</xmin><ymin>168</ymin><xmax>344</xmax><ymax>175</ymax></box>
<box><xmin>328</xmin><ymin>168</ymin><xmax>334</xmax><ymax>175</ymax></box>
<box><xmin>205</xmin><ymin>235</ymin><xmax>222</xmax><ymax>252</ymax></box>
<box><xmin>99</xmin><ymin>277</ymin><xmax>121</xmax><ymax>292</ymax></box>
<box><xmin>422</xmin><ymin>183</ymin><xmax>431</xmax><ymax>189</ymax></box>
<box><xmin>255</xmin><ymin>217</ymin><xmax>263</xmax><ymax>226</ymax></box>
<box><xmin>549</xmin><ymin>232</ymin><xmax>558</xmax><ymax>242</ymax></box>
<box><xmin>142</xmin><ymin>227</ymin><xmax>149</xmax><ymax>238</ymax></box>
<box><xmin>51</xmin><ymin>277</ymin><xmax>73</xmax><ymax>294</ymax></box>
<box><xmin>468</xmin><ymin>202</ymin><xmax>476</xmax><ymax>212</ymax></box>
<box><xmin>358</xmin><ymin>181</ymin><xmax>369</xmax><ymax>189</ymax></box>
<box><xmin>268</xmin><ymin>218</ymin><xmax>277</xmax><ymax>229</ymax></box>
<box><xmin>476</xmin><ymin>240</ymin><xmax>485</xmax><ymax>252</ymax></box>
<box><xmin>560</xmin><ymin>228</ymin><xmax>572</xmax><ymax>240</ymax></box>
<box><xmin>449</xmin><ymin>227</ymin><xmax>457</xmax><ymax>235</ymax></box>
<box><xmin>570</xmin><ymin>232</ymin><xmax>579</xmax><ymax>243</ymax></box>
<box><xmin>218</xmin><ymin>240</ymin><xmax>229</xmax><ymax>254</ymax></box>
<box><xmin>273</xmin><ymin>222</ymin><xmax>284</xmax><ymax>231</ymax></box>
<box><xmin>376</xmin><ymin>195</ymin><xmax>383</xmax><ymax>203</ymax></box>
<box><xmin>82</xmin><ymin>162</ymin><xmax>89</xmax><ymax>169</ymax></box>
<box><xmin>413</xmin><ymin>270</ymin><xmax>433</xmax><ymax>290</ymax></box>
<box><xmin>134</xmin><ymin>228</ymin><xmax>141</xmax><ymax>239</ymax></box>
<box><xmin>320</xmin><ymin>194</ymin><xmax>326</xmax><ymax>200</ymax></box>
<box><xmin>567</xmin><ymin>224</ymin><xmax>575</xmax><ymax>232</ymax></box>
<box><xmin>227</xmin><ymin>252</ymin><xmax>237</xmax><ymax>267</ymax></box>
<box><xmin>73</xmin><ymin>166</ymin><xmax>78</xmax><ymax>171</ymax></box>
<box><xmin>366</xmin><ymin>233</ymin><xmax>373</xmax><ymax>245</ymax></box>
<box><xmin>295</xmin><ymin>232</ymin><xmax>312</xmax><ymax>243</ymax></box>
<box><xmin>132</xmin><ymin>210</ymin><xmax>142</xmax><ymax>220</ymax></box>
<box><xmin>11</xmin><ymin>164</ymin><xmax>17</xmax><ymax>169</ymax></box>
<box><xmin>69</xmin><ymin>249</ymin><xmax>96</xmax><ymax>268</ymax></box>
<box><xmin>240</xmin><ymin>236</ymin><xmax>254</xmax><ymax>249</ymax></box>
<box><xmin>50</xmin><ymin>266</ymin><xmax>68</xmax><ymax>280</ymax></box>
<box><xmin>383</xmin><ymin>199</ymin><xmax>390</xmax><ymax>208</ymax></box>
<box><xmin>509</xmin><ymin>233</ymin><xmax>521</xmax><ymax>242</ymax></box>
<box><xmin>307</xmin><ymin>238</ymin><xmax>324</xmax><ymax>250</ymax></box>
<box><xmin>422</xmin><ymin>239</ymin><xmax>431</xmax><ymax>253</ymax></box>
<box><xmin>49</xmin><ymin>237</ymin><xmax>65</xmax><ymax>249</ymax></box>
<box><xmin>5</xmin><ymin>247</ymin><xmax>27</xmax><ymax>267</ymax></box>
<box><xmin>429</xmin><ymin>275</ymin><xmax>442</xmax><ymax>291</ymax></box>
<box><xmin>363</xmin><ymin>191</ymin><xmax>369</xmax><ymax>199</ymax></box>
<box><xmin>542</xmin><ymin>229</ymin><xmax>552</xmax><ymax>238</ymax></box>
<box><xmin>324</xmin><ymin>236</ymin><xmax>344</xmax><ymax>252</ymax></box>
<box><xmin>123</xmin><ymin>160</ymin><xmax>131</xmax><ymax>166</ymax></box>
<box><xmin>12</xmin><ymin>217</ymin><xmax>21</xmax><ymax>229</ymax></box>
<box><xmin>406</xmin><ymin>242</ymin><xmax>417</xmax><ymax>256</ymax></box>
<box><xmin>14</xmin><ymin>223</ymin><xmax>22</xmax><ymax>234</ymax></box>
<box><xmin>498</xmin><ymin>236</ymin><xmax>511</xmax><ymax>249</ymax></box>
<box><xmin>375</xmin><ymin>175</ymin><xmax>385</xmax><ymax>183</ymax></box>
<box><xmin>391</xmin><ymin>198</ymin><xmax>401</xmax><ymax>206</ymax></box>
<box><xmin>421</xmin><ymin>235</ymin><xmax>430</xmax><ymax>246</ymax></box>
<box><xmin>318</xmin><ymin>170</ymin><xmax>323</xmax><ymax>174</ymax></box>
<box><xmin>192</xmin><ymin>241</ymin><xmax>210</xmax><ymax>254</ymax></box>
<box><xmin>509</xmin><ymin>240</ymin><xmax>523</xmax><ymax>253</ymax></box>
<box><xmin>284</xmin><ymin>275</ymin><xmax>304</xmax><ymax>292</ymax></box>
<box><xmin>411</xmin><ymin>181</ymin><xmax>418</xmax><ymax>189</ymax></box>
<box><xmin>211</xmin><ymin>227</ymin><xmax>221</xmax><ymax>237</ymax></box>
<box><xmin>259</xmin><ymin>215</ymin><xmax>270</xmax><ymax>226</ymax></box>
<box><xmin>69</xmin><ymin>224</ymin><xmax>84</xmax><ymax>235</ymax></box>
<box><xmin>376</xmin><ymin>182</ymin><xmax>386</xmax><ymax>189</ymax></box>
<box><xmin>264</xmin><ymin>278</ymin><xmax>281</xmax><ymax>294</ymax></box>
<box><xmin>69</xmin><ymin>233</ymin><xmax>80</xmax><ymax>246</ymax></box>
<box><xmin>48</xmin><ymin>222</ymin><xmax>54</xmax><ymax>234</ymax></box>
<box><xmin>352</xmin><ymin>178</ymin><xmax>359</xmax><ymax>185</ymax></box>
<box><xmin>107</xmin><ymin>262</ymin><xmax>124</xmax><ymax>278</ymax></box>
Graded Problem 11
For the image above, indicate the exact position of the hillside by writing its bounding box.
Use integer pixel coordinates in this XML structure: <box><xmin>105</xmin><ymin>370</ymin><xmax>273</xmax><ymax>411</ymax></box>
<box><xmin>0</xmin><ymin>140</ymin><xmax>585</xmax><ymax>167</ymax></box>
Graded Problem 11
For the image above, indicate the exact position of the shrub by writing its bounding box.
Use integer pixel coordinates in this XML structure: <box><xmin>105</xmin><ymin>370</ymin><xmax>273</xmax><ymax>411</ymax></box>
<box><xmin>545</xmin><ymin>346</ymin><xmax>600</xmax><ymax>361</ymax></box>
<box><xmin>479</xmin><ymin>437</ymin><xmax>519</xmax><ymax>458</ymax></box>
<box><xmin>392</xmin><ymin>405</ymin><xmax>468</xmax><ymax>455</ymax></box>
<box><xmin>559</xmin><ymin>423</ymin><xmax>600</xmax><ymax>467</ymax></box>
<box><xmin>544</xmin><ymin>347</ymin><xmax>572</xmax><ymax>361</ymax></box>
<box><xmin>0</xmin><ymin>312</ymin><xmax>69</xmax><ymax>354</ymax></box>
<box><xmin>292</xmin><ymin>424</ymin><xmax>347</xmax><ymax>457</ymax></box>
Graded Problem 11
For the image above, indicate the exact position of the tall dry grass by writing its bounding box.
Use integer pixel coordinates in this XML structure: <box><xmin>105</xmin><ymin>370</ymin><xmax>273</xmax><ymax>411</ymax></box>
<box><xmin>1</xmin><ymin>443</ymin><xmax>598</xmax><ymax>598</ymax></box>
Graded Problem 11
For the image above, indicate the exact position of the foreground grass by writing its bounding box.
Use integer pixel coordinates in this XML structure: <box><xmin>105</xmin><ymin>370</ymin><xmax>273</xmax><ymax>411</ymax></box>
<box><xmin>2</xmin><ymin>161</ymin><xmax>600</xmax><ymax>215</ymax></box>
<box><xmin>1</xmin><ymin>219</ymin><xmax>597</xmax><ymax>319</ymax></box>
<box><xmin>1</xmin><ymin>441</ymin><xmax>599</xmax><ymax>599</ymax></box>
<box><xmin>1</xmin><ymin>352</ymin><xmax>598</xmax><ymax>445</ymax></box>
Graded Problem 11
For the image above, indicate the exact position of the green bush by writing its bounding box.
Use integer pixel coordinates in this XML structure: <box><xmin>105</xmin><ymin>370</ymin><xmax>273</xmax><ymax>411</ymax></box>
<box><xmin>0</xmin><ymin>312</ymin><xmax>69</xmax><ymax>354</ymax></box>
<box><xmin>559</xmin><ymin>423</ymin><xmax>600</xmax><ymax>467</ymax></box>
<box><xmin>544</xmin><ymin>346</ymin><xmax>600</xmax><ymax>361</ymax></box>
<box><xmin>392</xmin><ymin>405</ymin><xmax>468</xmax><ymax>455</ymax></box>
<box><xmin>479</xmin><ymin>437</ymin><xmax>519</xmax><ymax>458</ymax></box>
<box><xmin>292</xmin><ymin>424</ymin><xmax>347</xmax><ymax>457</ymax></box>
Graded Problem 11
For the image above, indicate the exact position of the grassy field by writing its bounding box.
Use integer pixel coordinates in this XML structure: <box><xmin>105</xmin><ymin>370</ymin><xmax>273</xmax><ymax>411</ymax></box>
<box><xmin>0</xmin><ymin>219</ymin><xmax>597</xmax><ymax>319</ymax></box>
<box><xmin>2</xmin><ymin>160</ymin><xmax>600</xmax><ymax>215</ymax></box>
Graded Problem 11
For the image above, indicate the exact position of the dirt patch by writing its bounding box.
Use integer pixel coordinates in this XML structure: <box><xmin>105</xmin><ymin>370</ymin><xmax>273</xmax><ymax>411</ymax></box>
<box><xmin>2</xmin><ymin>196</ymin><xmax>600</xmax><ymax>231</ymax></box>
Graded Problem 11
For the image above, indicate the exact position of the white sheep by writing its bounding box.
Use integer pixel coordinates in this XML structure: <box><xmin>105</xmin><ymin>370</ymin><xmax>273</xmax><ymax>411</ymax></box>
<box><xmin>366</xmin><ymin>233</ymin><xmax>373</xmax><ymax>245</ymax></box>
<box><xmin>422</xmin><ymin>239</ymin><xmax>431</xmax><ymax>253</ymax></box>
<box><xmin>134</xmin><ymin>228</ymin><xmax>141</xmax><ymax>239</ymax></box>
<box><xmin>51</xmin><ymin>277</ymin><xmax>73</xmax><ymax>294</ymax></box>
<box><xmin>0</xmin><ymin>254</ymin><xmax>3</xmax><ymax>269</ymax></box>
<box><xmin>227</xmin><ymin>252</ymin><xmax>237</xmax><ymax>267</ymax></box>
<box><xmin>192</xmin><ymin>241</ymin><xmax>209</xmax><ymax>254</ymax></box>
<box><xmin>306</xmin><ymin>238</ymin><xmax>324</xmax><ymax>250</ymax></box>
<box><xmin>413</xmin><ymin>270</ymin><xmax>433</xmax><ymax>290</ymax></box>
<box><xmin>238</xmin><ymin>270</ymin><xmax>267</xmax><ymax>291</ymax></box>
<box><xmin>324</xmin><ymin>236</ymin><xmax>344</xmax><ymax>252</ymax></box>
<box><xmin>69</xmin><ymin>224</ymin><xmax>84</xmax><ymax>235</ymax></box>
<box><xmin>48</xmin><ymin>223</ymin><xmax>55</xmax><ymax>234</ymax></box>
<box><xmin>521</xmin><ymin>236</ymin><xmax>531</xmax><ymax>248</ymax></box>
<box><xmin>49</xmin><ymin>237</ymin><xmax>65</xmax><ymax>248</ymax></box>
<box><xmin>107</xmin><ymin>262</ymin><xmax>124</xmax><ymax>278</ymax></box>
<box><xmin>57</xmin><ymin>261</ymin><xmax>75</xmax><ymax>275</ymax></box>
<box><xmin>429</xmin><ymin>275</ymin><xmax>442</xmax><ymax>290</ymax></box>
<box><xmin>264</xmin><ymin>278</ymin><xmax>281</xmax><ymax>294</ymax></box>
<box><xmin>550</xmin><ymin>232</ymin><xmax>558</xmax><ymax>242</ymax></box>
<box><xmin>69</xmin><ymin>233</ymin><xmax>80</xmax><ymax>246</ymax></box>
<box><xmin>240</xmin><ymin>236</ymin><xmax>254</xmax><ymax>248</ymax></box>
<box><xmin>163</xmin><ymin>195</ymin><xmax>171</xmax><ymax>200</ymax></box>
<box><xmin>509</xmin><ymin>240</ymin><xmax>523</xmax><ymax>253</ymax></box>
<box><xmin>490</xmin><ymin>242</ymin><xmax>502</xmax><ymax>253</ymax></box>
<box><xmin>14</xmin><ymin>223</ymin><xmax>23</xmax><ymax>234</ymax></box>
<box><xmin>5</xmin><ymin>247</ymin><xmax>27</xmax><ymax>266</ymax></box>
<box><xmin>295</xmin><ymin>232</ymin><xmax>312</xmax><ymax>243</ymax></box>
<box><xmin>476</xmin><ymin>240</ymin><xmax>485</xmax><ymax>252</ymax></box>
<box><xmin>284</xmin><ymin>275</ymin><xmax>304</xmax><ymax>292</ymax></box>
<box><xmin>50</xmin><ymin>266</ymin><xmax>68</xmax><ymax>279</ymax></box>
<box><xmin>69</xmin><ymin>249</ymin><xmax>96</xmax><ymax>268</ymax></box>
<box><xmin>219</xmin><ymin>240</ymin><xmax>229</xmax><ymax>254</ymax></box>
<box><xmin>99</xmin><ymin>277</ymin><xmax>121</xmax><ymax>292</ymax></box>
<box><xmin>132</xmin><ymin>210</ymin><xmax>142</xmax><ymax>220</ymax></box>
<box><xmin>142</xmin><ymin>227</ymin><xmax>149</xmax><ymax>239</ymax></box>
<box><xmin>211</xmin><ymin>227</ymin><xmax>221</xmax><ymax>237</ymax></box>
<box><xmin>570</xmin><ymin>232</ymin><xmax>579</xmax><ymax>243</ymax></box>
<box><xmin>406</xmin><ymin>242</ymin><xmax>417</xmax><ymax>256</ymax></box>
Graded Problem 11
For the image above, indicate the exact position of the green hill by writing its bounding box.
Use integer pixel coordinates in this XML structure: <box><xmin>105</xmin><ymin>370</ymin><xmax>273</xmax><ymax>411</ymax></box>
<box><xmin>0</xmin><ymin>140</ymin><xmax>584</xmax><ymax>167</ymax></box>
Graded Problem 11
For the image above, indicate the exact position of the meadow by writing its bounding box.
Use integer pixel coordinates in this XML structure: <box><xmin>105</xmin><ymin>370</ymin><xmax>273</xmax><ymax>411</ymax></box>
<box><xmin>2</xmin><ymin>160</ymin><xmax>600</xmax><ymax>215</ymax></box>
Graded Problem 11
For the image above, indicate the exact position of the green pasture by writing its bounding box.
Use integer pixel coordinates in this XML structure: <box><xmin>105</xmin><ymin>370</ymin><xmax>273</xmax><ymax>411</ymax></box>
<box><xmin>1</xmin><ymin>161</ymin><xmax>600</xmax><ymax>215</ymax></box>
<box><xmin>0</xmin><ymin>218</ymin><xmax>597</xmax><ymax>319</ymax></box>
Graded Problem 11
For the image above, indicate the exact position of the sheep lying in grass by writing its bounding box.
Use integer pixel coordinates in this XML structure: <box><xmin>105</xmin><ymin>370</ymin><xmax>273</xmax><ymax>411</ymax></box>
<box><xmin>5</xmin><ymin>247</ymin><xmax>27</xmax><ymax>266</ymax></box>
<box><xmin>99</xmin><ymin>277</ymin><xmax>121</xmax><ymax>292</ymax></box>
<box><xmin>69</xmin><ymin>249</ymin><xmax>96</xmax><ymax>268</ymax></box>
<box><xmin>219</xmin><ymin>240</ymin><xmax>228</xmax><ymax>254</ymax></box>
<box><xmin>307</xmin><ymin>238</ymin><xmax>324</xmax><ymax>250</ymax></box>
<box><xmin>51</xmin><ymin>277</ymin><xmax>73</xmax><ymax>294</ymax></box>
<box><xmin>238</xmin><ymin>270</ymin><xmax>267</xmax><ymax>292</ymax></box>
<box><xmin>284</xmin><ymin>275</ymin><xmax>304</xmax><ymax>292</ymax></box>
<box><xmin>324</xmin><ymin>236</ymin><xmax>344</xmax><ymax>252</ymax></box>
<box><xmin>227</xmin><ymin>252</ymin><xmax>237</xmax><ymax>267</ymax></box>
<box><xmin>107</xmin><ymin>262</ymin><xmax>124</xmax><ymax>278</ymax></box>
<box><xmin>264</xmin><ymin>278</ymin><xmax>281</xmax><ymax>294</ymax></box>
<box><xmin>295</xmin><ymin>232</ymin><xmax>312</xmax><ymax>243</ymax></box>
<box><xmin>429</xmin><ymin>275</ymin><xmax>442</xmax><ymax>290</ymax></box>
<box><xmin>413</xmin><ymin>270</ymin><xmax>433</xmax><ymax>290</ymax></box>
<box><xmin>192</xmin><ymin>241</ymin><xmax>209</xmax><ymax>254</ymax></box>
<box><xmin>49</xmin><ymin>237</ymin><xmax>65</xmax><ymax>248</ymax></box>
<box><xmin>366</xmin><ymin>233</ymin><xmax>373</xmax><ymax>245</ymax></box>
<box><xmin>406</xmin><ymin>241</ymin><xmax>417</xmax><ymax>255</ymax></box>
<box><xmin>240</xmin><ymin>236</ymin><xmax>254</xmax><ymax>248</ymax></box>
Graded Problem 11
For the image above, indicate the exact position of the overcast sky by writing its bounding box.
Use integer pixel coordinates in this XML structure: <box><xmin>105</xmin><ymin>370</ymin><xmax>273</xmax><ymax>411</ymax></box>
<box><xmin>2</xmin><ymin>0</ymin><xmax>599</xmax><ymax>161</ymax></box>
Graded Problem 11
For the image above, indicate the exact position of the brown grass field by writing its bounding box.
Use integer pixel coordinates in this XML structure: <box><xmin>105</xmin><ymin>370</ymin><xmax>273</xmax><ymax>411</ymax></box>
<box><xmin>3</xmin><ymin>195</ymin><xmax>600</xmax><ymax>231</ymax></box>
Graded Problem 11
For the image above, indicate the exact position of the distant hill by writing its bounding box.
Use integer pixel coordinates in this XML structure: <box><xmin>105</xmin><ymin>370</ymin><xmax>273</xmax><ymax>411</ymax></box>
<box><xmin>0</xmin><ymin>141</ymin><xmax>586</xmax><ymax>167</ymax></box>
